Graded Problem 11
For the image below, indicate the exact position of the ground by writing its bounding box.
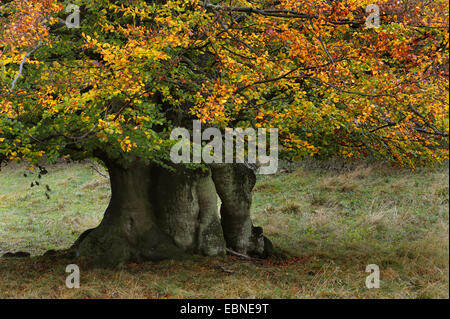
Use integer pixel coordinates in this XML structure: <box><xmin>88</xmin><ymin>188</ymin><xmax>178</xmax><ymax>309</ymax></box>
<box><xmin>0</xmin><ymin>160</ymin><xmax>448</xmax><ymax>298</ymax></box>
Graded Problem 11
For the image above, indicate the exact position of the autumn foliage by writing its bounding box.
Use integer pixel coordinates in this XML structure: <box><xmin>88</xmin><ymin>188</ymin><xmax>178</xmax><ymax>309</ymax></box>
<box><xmin>0</xmin><ymin>0</ymin><xmax>448</xmax><ymax>168</ymax></box>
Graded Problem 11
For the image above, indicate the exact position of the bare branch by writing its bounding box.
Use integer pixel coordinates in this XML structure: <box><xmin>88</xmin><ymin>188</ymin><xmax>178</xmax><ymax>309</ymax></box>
<box><xmin>201</xmin><ymin>2</ymin><xmax>315</xmax><ymax>20</ymax></box>
<box><xmin>9</xmin><ymin>45</ymin><xmax>41</xmax><ymax>93</ymax></box>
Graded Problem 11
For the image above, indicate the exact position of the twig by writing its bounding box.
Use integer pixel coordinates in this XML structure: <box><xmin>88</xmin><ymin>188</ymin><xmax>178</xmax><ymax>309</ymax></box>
<box><xmin>213</xmin><ymin>264</ymin><xmax>235</xmax><ymax>274</ymax></box>
<box><xmin>201</xmin><ymin>2</ymin><xmax>314</xmax><ymax>20</ymax></box>
<box><xmin>9</xmin><ymin>45</ymin><xmax>41</xmax><ymax>93</ymax></box>
<box><xmin>213</xmin><ymin>10</ymin><xmax>256</xmax><ymax>54</ymax></box>
<box><xmin>226</xmin><ymin>248</ymin><xmax>258</xmax><ymax>260</ymax></box>
<box><xmin>86</xmin><ymin>159</ymin><xmax>109</xmax><ymax>178</ymax></box>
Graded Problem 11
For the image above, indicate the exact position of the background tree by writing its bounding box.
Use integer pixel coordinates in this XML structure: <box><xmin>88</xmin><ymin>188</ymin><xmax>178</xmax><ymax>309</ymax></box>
<box><xmin>0</xmin><ymin>0</ymin><xmax>448</xmax><ymax>267</ymax></box>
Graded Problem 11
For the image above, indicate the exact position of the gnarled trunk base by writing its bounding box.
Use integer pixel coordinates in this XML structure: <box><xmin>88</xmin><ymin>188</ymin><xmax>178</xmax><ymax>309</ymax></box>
<box><xmin>69</xmin><ymin>161</ymin><xmax>272</xmax><ymax>267</ymax></box>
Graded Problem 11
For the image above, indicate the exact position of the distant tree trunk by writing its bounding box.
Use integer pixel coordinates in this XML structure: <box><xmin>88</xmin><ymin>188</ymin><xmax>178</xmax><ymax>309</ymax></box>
<box><xmin>69</xmin><ymin>159</ymin><xmax>272</xmax><ymax>267</ymax></box>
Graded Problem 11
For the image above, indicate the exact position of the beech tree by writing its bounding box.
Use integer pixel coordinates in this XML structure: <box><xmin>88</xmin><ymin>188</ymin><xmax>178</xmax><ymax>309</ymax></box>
<box><xmin>0</xmin><ymin>0</ymin><xmax>448</xmax><ymax>267</ymax></box>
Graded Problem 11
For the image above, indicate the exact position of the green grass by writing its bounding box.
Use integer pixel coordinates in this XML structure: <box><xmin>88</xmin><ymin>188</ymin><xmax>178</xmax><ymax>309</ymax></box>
<box><xmin>0</xmin><ymin>161</ymin><xmax>448</xmax><ymax>298</ymax></box>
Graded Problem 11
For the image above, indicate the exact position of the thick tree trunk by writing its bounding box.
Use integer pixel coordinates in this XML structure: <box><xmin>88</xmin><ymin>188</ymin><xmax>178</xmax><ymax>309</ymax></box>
<box><xmin>211</xmin><ymin>164</ymin><xmax>273</xmax><ymax>258</ymax></box>
<box><xmin>69</xmin><ymin>160</ymin><xmax>271</xmax><ymax>267</ymax></box>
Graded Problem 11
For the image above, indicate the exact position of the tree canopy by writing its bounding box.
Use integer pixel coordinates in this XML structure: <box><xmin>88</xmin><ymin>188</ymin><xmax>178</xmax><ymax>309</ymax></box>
<box><xmin>1</xmin><ymin>0</ymin><xmax>448</xmax><ymax>169</ymax></box>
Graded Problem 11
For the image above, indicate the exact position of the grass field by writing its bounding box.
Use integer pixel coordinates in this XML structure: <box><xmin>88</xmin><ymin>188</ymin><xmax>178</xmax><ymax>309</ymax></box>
<box><xmin>0</xmin><ymin>161</ymin><xmax>448</xmax><ymax>298</ymax></box>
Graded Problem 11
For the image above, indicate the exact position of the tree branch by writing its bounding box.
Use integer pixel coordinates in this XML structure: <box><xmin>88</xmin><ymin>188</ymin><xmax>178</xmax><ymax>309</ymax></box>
<box><xmin>9</xmin><ymin>45</ymin><xmax>41</xmax><ymax>93</ymax></box>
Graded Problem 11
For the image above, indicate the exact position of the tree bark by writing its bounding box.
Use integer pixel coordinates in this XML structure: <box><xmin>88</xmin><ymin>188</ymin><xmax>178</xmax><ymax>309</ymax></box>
<box><xmin>69</xmin><ymin>160</ymin><xmax>271</xmax><ymax>267</ymax></box>
<box><xmin>211</xmin><ymin>164</ymin><xmax>273</xmax><ymax>257</ymax></box>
